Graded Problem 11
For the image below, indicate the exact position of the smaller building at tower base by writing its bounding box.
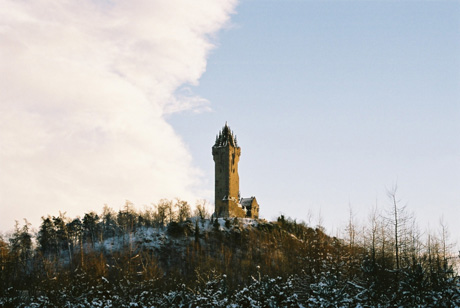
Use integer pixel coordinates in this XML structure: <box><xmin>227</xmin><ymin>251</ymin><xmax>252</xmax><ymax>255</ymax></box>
<box><xmin>240</xmin><ymin>197</ymin><xmax>259</xmax><ymax>219</ymax></box>
<box><xmin>215</xmin><ymin>196</ymin><xmax>259</xmax><ymax>219</ymax></box>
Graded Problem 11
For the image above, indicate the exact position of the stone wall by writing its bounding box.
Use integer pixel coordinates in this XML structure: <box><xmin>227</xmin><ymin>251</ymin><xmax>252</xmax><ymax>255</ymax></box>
<box><xmin>213</xmin><ymin>144</ymin><xmax>242</xmax><ymax>217</ymax></box>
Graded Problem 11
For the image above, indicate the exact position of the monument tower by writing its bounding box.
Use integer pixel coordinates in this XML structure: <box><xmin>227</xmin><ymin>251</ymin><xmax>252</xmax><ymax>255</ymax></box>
<box><xmin>212</xmin><ymin>122</ymin><xmax>259</xmax><ymax>218</ymax></box>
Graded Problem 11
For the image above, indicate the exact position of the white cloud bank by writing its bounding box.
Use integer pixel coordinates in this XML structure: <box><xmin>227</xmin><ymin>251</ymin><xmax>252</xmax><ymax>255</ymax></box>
<box><xmin>0</xmin><ymin>0</ymin><xmax>237</xmax><ymax>230</ymax></box>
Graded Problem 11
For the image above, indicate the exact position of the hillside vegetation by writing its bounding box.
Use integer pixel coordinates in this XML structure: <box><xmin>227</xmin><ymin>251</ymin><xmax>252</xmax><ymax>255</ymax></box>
<box><xmin>1</xmin><ymin>198</ymin><xmax>459</xmax><ymax>307</ymax></box>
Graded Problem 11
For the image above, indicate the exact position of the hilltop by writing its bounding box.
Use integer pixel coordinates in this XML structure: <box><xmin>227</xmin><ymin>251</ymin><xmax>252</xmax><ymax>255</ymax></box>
<box><xmin>1</xmin><ymin>202</ymin><xmax>459</xmax><ymax>307</ymax></box>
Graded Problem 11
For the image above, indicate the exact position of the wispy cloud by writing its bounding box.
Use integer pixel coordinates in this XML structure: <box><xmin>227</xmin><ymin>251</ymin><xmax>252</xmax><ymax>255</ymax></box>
<box><xmin>0</xmin><ymin>0</ymin><xmax>237</xmax><ymax>229</ymax></box>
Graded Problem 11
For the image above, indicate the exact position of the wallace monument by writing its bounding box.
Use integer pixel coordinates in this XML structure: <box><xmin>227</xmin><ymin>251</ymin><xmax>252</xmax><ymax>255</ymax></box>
<box><xmin>213</xmin><ymin>123</ymin><xmax>259</xmax><ymax>219</ymax></box>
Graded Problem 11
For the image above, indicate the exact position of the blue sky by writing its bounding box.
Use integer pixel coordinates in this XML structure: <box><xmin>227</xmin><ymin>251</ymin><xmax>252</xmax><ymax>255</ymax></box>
<box><xmin>0</xmin><ymin>0</ymin><xmax>458</xmax><ymax>246</ymax></box>
<box><xmin>169</xmin><ymin>1</ymin><xmax>460</xmax><ymax>238</ymax></box>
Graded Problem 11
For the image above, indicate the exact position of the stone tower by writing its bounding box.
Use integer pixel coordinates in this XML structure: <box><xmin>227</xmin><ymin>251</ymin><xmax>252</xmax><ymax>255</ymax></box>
<box><xmin>212</xmin><ymin>123</ymin><xmax>244</xmax><ymax>217</ymax></box>
<box><xmin>212</xmin><ymin>123</ymin><xmax>259</xmax><ymax>219</ymax></box>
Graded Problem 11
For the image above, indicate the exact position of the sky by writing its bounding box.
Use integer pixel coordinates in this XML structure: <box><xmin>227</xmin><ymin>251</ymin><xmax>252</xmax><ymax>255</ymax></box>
<box><xmin>1</xmin><ymin>0</ymin><xmax>459</xmax><ymax>246</ymax></box>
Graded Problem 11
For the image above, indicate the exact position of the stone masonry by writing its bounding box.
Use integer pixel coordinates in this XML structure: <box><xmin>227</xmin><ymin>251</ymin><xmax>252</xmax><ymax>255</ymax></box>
<box><xmin>212</xmin><ymin>123</ymin><xmax>259</xmax><ymax>219</ymax></box>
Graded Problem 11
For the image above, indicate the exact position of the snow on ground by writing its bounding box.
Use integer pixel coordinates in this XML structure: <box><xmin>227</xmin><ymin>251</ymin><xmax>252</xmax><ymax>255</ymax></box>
<box><xmin>94</xmin><ymin>217</ymin><xmax>262</xmax><ymax>254</ymax></box>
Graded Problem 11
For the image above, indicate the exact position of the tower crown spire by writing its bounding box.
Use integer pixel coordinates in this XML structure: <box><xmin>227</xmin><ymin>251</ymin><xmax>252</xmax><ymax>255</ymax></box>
<box><xmin>214</xmin><ymin>122</ymin><xmax>238</xmax><ymax>147</ymax></box>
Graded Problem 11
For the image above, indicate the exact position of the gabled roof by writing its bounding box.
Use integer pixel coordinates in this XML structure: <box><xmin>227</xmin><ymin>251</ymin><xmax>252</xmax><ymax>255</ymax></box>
<box><xmin>240</xmin><ymin>197</ymin><xmax>257</xmax><ymax>207</ymax></box>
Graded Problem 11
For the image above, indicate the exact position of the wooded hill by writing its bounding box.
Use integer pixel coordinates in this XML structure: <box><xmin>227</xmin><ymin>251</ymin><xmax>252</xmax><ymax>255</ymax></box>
<box><xmin>1</xmin><ymin>198</ymin><xmax>459</xmax><ymax>307</ymax></box>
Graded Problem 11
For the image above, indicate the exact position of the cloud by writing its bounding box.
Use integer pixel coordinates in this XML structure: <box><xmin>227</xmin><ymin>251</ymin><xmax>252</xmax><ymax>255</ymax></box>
<box><xmin>0</xmin><ymin>0</ymin><xmax>237</xmax><ymax>230</ymax></box>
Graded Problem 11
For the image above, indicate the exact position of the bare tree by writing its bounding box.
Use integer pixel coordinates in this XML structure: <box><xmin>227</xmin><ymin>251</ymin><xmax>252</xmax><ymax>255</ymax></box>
<box><xmin>345</xmin><ymin>204</ymin><xmax>357</xmax><ymax>265</ymax></box>
<box><xmin>366</xmin><ymin>204</ymin><xmax>380</xmax><ymax>267</ymax></box>
<box><xmin>194</xmin><ymin>199</ymin><xmax>210</xmax><ymax>219</ymax></box>
<box><xmin>406</xmin><ymin>217</ymin><xmax>422</xmax><ymax>264</ymax></box>
<box><xmin>155</xmin><ymin>199</ymin><xmax>174</xmax><ymax>225</ymax></box>
<box><xmin>386</xmin><ymin>184</ymin><xmax>412</xmax><ymax>270</ymax></box>
<box><xmin>439</xmin><ymin>216</ymin><xmax>451</xmax><ymax>263</ymax></box>
<box><xmin>139</xmin><ymin>204</ymin><xmax>154</xmax><ymax>227</ymax></box>
<box><xmin>176</xmin><ymin>199</ymin><xmax>191</xmax><ymax>223</ymax></box>
<box><xmin>306</xmin><ymin>208</ymin><xmax>314</xmax><ymax>227</ymax></box>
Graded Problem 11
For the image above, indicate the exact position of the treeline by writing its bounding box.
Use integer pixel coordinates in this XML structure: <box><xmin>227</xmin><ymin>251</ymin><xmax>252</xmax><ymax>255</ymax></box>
<box><xmin>0</xmin><ymin>199</ymin><xmax>207</xmax><ymax>293</ymax></box>
<box><xmin>1</xmin><ymin>192</ymin><xmax>459</xmax><ymax>307</ymax></box>
<box><xmin>35</xmin><ymin>198</ymin><xmax>208</xmax><ymax>256</ymax></box>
